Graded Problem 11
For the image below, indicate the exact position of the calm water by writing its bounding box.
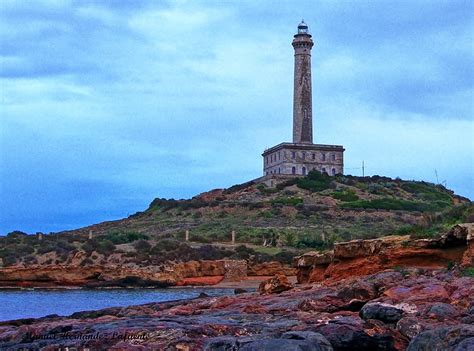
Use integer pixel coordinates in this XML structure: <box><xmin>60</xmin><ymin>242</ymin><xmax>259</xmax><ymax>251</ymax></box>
<box><xmin>0</xmin><ymin>288</ymin><xmax>235</xmax><ymax>322</ymax></box>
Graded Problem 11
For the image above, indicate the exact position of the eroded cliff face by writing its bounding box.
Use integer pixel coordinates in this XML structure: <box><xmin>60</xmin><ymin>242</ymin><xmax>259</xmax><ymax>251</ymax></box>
<box><xmin>0</xmin><ymin>259</ymin><xmax>294</xmax><ymax>288</ymax></box>
<box><xmin>295</xmin><ymin>224</ymin><xmax>473</xmax><ymax>284</ymax></box>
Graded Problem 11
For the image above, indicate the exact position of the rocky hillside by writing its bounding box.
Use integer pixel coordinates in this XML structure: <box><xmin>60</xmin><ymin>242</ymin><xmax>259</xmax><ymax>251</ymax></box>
<box><xmin>0</xmin><ymin>172</ymin><xmax>472</xmax><ymax>269</ymax></box>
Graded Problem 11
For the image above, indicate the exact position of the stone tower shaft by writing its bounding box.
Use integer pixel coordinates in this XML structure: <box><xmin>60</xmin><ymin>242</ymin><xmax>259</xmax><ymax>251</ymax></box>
<box><xmin>292</xmin><ymin>21</ymin><xmax>314</xmax><ymax>144</ymax></box>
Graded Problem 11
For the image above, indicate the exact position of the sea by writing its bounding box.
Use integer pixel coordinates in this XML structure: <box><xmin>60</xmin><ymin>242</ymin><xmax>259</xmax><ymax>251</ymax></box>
<box><xmin>0</xmin><ymin>288</ymin><xmax>235</xmax><ymax>322</ymax></box>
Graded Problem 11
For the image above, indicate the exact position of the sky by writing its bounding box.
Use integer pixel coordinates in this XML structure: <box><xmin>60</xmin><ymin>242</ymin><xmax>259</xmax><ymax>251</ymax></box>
<box><xmin>1</xmin><ymin>0</ymin><xmax>473</xmax><ymax>234</ymax></box>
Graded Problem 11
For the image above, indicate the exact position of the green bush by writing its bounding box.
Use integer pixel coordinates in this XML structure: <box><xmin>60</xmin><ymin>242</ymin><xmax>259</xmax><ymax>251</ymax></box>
<box><xmin>332</xmin><ymin>189</ymin><xmax>359</xmax><ymax>202</ymax></box>
<box><xmin>96</xmin><ymin>240</ymin><xmax>116</xmax><ymax>255</ymax></box>
<box><xmin>271</xmin><ymin>197</ymin><xmax>303</xmax><ymax>206</ymax></box>
<box><xmin>257</xmin><ymin>183</ymin><xmax>279</xmax><ymax>195</ymax></box>
<box><xmin>105</xmin><ymin>231</ymin><xmax>149</xmax><ymax>245</ymax></box>
<box><xmin>401</xmin><ymin>181</ymin><xmax>452</xmax><ymax>202</ymax></box>
<box><xmin>223</xmin><ymin>181</ymin><xmax>255</xmax><ymax>194</ymax></box>
<box><xmin>297</xmin><ymin>170</ymin><xmax>332</xmax><ymax>192</ymax></box>
<box><xmin>283</xmin><ymin>232</ymin><xmax>296</xmax><ymax>247</ymax></box>
<box><xmin>296</xmin><ymin>235</ymin><xmax>329</xmax><ymax>249</ymax></box>
<box><xmin>134</xmin><ymin>240</ymin><xmax>151</xmax><ymax>252</ymax></box>
<box><xmin>341</xmin><ymin>198</ymin><xmax>450</xmax><ymax>212</ymax></box>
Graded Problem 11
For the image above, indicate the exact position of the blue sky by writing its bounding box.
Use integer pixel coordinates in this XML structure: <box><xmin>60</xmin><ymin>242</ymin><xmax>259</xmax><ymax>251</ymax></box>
<box><xmin>1</xmin><ymin>0</ymin><xmax>473</xmax><ymax>234</ymax></box>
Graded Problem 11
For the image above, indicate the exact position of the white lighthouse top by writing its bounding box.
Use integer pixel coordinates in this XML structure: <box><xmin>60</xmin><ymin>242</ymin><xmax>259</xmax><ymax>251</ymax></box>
<box><xmin>297</xmin><ymin>20</ymin><xmax>309</xmax><ymax>34</ymax></box>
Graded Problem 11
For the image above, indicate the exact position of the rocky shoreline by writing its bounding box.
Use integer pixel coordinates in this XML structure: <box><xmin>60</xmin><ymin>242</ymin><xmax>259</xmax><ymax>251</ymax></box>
<box><xmin>0</xmin><ymin>267</ymin><xmax>472</xmax><ymax>350</ymax></box>
<box><xmin>0</xmin><ymin>224</ymin><xmax>472</xmax><ymax>349</ymax></box>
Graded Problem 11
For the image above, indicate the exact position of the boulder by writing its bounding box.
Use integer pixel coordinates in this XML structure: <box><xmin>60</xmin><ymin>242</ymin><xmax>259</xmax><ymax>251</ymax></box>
<box><xmin>423</xmin><ymin>302</ymin><xmax>459</xmax><ymax>321</ymax></box>
<box><xmin>359</xmin><ymin>303</ymin><xmax>404</xmax><ymax>323</ymax></box>
<box><xmin>281</xmin><ymin>331</ymin><xmax>333</xmax><ymax>351</ymax></box>
<box><xmin>204</xmin><ymin>336</ymin><xmax>237</xmax><ymax>351</ymax></box>
<box><xmin>258</xmin><ymin>274</ymin><xmax>293</xmax><ymax>294</ymax></box>
<box><xmin>396</xmin><ymin>317</ymin><xmax>425</xmax><ymax>339</ymax></box>
<box><xmin>407</xmin><ymin>324</ymin><xmax>474</xmax><ymax>351</ymax></box>
<box><xmin>239</xmin><ymin>338</ymin><xmax>327</xmax><ymax>351</ymax></box>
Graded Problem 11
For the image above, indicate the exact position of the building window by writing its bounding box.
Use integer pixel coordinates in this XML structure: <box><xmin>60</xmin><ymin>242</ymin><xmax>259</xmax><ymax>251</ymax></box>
<box><xmin>302</xmin><ymin>167</ymin><xmax>306</xmax><ymax>175</ymax></box>
<box><xmin>292</xmin><ymin>166</ymin><xmax>296</xmax><ymax>175</ymax></box>
<box><xmin>332</xmin><ymin>168</ymin><xmax>336</xmax><ymax>176</ymax></box>
<box><xmin>302</xmin><ymin>152</ymin><xmax>306</xmax><ymax>160</ymax></box>
<box><xmin>312</xmin><ymin>153</ymin><xmax>315</xmax><ymax>160</ymax></box>
<box><xmin>278</xmin><ymin>151</ymin><xmax>281</xmax><ymax>160</ymax></box>
<box><xmin>278</xmin><ymin>167</ymin><xmax>280</xmax><ymax>174</ymax></box>
<box><xmin>332</xmin><ymin>154</ymin><xmax>336</xmax><ymax>161</ymax></box>
<box><xmin>322</xmin><ymin>167</ymin><xmax>326</xmax><ymax>174</ymax></box>
<box><xmin>291</xmin><ymin>151</ymin><xmax>296</xmax><ymax>159</ymax></box>
<box><xmin>322</xmin><ymin>154</ymin><xmax>326</xmax><ymax>161</ymax></box>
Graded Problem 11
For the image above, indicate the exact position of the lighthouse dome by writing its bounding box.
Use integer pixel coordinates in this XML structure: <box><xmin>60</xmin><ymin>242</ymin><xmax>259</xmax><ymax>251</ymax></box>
<box><xmin>297</xmin><ymin>20</ymin><xmax>309</xmax><ymax>34</ymax></box>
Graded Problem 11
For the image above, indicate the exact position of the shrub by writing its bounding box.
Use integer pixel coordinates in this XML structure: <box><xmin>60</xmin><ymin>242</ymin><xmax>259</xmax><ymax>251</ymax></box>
<box><xmin>151</xmin><ymin>239</ymin><xmax>183</xmax><ymax>253</ymax></box>
<box><xmin>283</xmin><ymin>232</ymin><xmax>296</xmax><ymax>247</ymax></box>
<box><xmin>235</xmin><ymin>245</ymin><xmax>255</xmax><ymax>260</ymax></box>
<box><xmin>271</xmin><ymin>197</ymin><xmax>303</xmax><ymax>206</ymax></box>
<box><xmin>332</xmin><ymin>189</ymin><xmax>359</xmax><ymax>202</ymax></box>
<box><xmin>276</xmin><ymin>178</ymin><xmax>298</xmax><ymax>190</ymax></box>
<box><xmin>296</xmin><ymin>235</ymin><xmax>328</xmax><ymax>249</ymax></box>
<box><xmin>96</xmin><ymin>240</ymin><xmax>115</xmax><ymax>255</ymax></box>
<box><xmin>341</xmin><ymin>198</ymin><xmax>450</xmax><ymax>212</ymax></box>
<box><xmin>297</xmin><ymin>170</ymin><xmax>332</xmax><ymax>192</ymax></box>
<box><xmin>273</xmin><ymin>250</ymin><xmax>294</xmax><ymax>264</ymax></box>
<box><xmin>461</xmin><ymin>267</ymin><xmax>474</xmax><ymax>277</ymax></box>
<box><xmin>401</xmin><ymin>181</ymin><xmax>452</xmax><ymax>202</ymax></box>
<box><xmin>134</xmin><ymin>240</ymin><xmax>151</xmax><ymax>252</ymax></box>
<box><xmin>223</xmin><ymin>181</ymin><xmax>255</xmax><ymax>194</ymax></box>
<box><xmin>105</xmin><ymin>231</ymin><xmax>149</xmax><ymax>245</ymax></box>
<box><xmin>6</xmin><ymin>231</ymin><xmax>28</xmax><ymax>238</ymax></box>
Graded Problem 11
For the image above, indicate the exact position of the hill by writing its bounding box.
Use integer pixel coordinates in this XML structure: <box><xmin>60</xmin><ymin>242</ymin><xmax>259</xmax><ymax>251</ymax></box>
<box><xmin>1</xmin><ymin>171</ymin><xmax>472</xmax><ymax>269</ymax></box>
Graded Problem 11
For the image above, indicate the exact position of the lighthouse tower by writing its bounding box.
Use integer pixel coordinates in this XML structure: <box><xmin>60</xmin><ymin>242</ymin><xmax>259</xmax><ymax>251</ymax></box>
<box><xmin>261</xmin><ymin>21</ymin><xmax>345</xmax><ymax>181</ymax></box>
<box><xmin>292</xmin><ymin>20</ymin><xmax>314</xmax><ymax>144</ymax></box>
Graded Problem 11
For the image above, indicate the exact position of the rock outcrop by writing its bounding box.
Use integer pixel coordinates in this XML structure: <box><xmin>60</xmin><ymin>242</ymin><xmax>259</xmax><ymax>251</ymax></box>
<box><xmin>295</xmin><ymin>225</ymin><xmax>472</xmax><ymax>284</ymax></box>
<box><xmin>258</xmin><ymin>274</ymin><xmax>294</xmax><ymax>294</ymax></box>
<box><xmin>0</xmin><ymin>268</ymin><xmax>472</xmax><ymax>350</ymax></box>
<box><xmin>0</xmin><ymin>258</ymin><xmax>294</xmax><ymax>288</ymax></box>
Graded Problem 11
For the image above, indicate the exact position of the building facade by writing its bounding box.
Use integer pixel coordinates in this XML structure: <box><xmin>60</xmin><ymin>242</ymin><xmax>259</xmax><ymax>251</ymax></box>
<box><xmin>262</xmin><ymin>21</ymin><xmax>344</xmax><ymax>177</ymax></box>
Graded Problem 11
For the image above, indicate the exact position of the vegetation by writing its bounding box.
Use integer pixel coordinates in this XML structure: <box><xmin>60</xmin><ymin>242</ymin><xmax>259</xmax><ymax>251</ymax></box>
<box><xmin>332</xmin><ymin>189</ymin><xmax>359</xmax><ymax>202</ymax></box>
<box><xmin>296</xmin><ymin>170</ymin><xmax>333</xmax><ymax>192</ymax></box>
<box><xmin>1</xmin><ymin>173</ymin><xmax>470</xmax><ymax>267</ymax></box>
<box><xmin>461</xmin><ymin>267</ymin><xmax>474</xmax><ymax>277</ymax></box>
<box><xmin>341</xmin><ymin>198</ymin><xmax>450</xmax><ymax>212</ymax></box>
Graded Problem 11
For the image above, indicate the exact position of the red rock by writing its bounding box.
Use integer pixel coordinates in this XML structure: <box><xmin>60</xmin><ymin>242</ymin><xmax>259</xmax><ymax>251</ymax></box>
<box><xmin>258</xmin><ymin>274</ymin><xmax>293</xmax><ymax>294</ymax></box>
<box><xmin>383</xmin><ymin>284</ymin><xmax>450</xmax><ymax>303</ymax></box>
<box><xmin>175</xmin><ymin>276</ymin><xmax>224</xmax><ymax>286</ymax></box>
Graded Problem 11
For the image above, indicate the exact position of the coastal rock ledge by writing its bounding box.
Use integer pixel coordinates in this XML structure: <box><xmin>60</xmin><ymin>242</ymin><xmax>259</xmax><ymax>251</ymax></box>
<box><xmin>294</xmin><ymin>224</ymin><xmax>473</xmax><ymax>284</ymax></box>
<box><xmin>0</xmin><ymin>267</ymin><xmax>472</xmax><ymax>350</ymax></box>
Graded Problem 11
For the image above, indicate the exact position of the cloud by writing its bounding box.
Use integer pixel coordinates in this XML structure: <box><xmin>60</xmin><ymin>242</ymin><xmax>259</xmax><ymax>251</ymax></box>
<box><xmin>0</xmin><ymin>0</ymin><xmax>472</xmax><ymax>234</ymax></box>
